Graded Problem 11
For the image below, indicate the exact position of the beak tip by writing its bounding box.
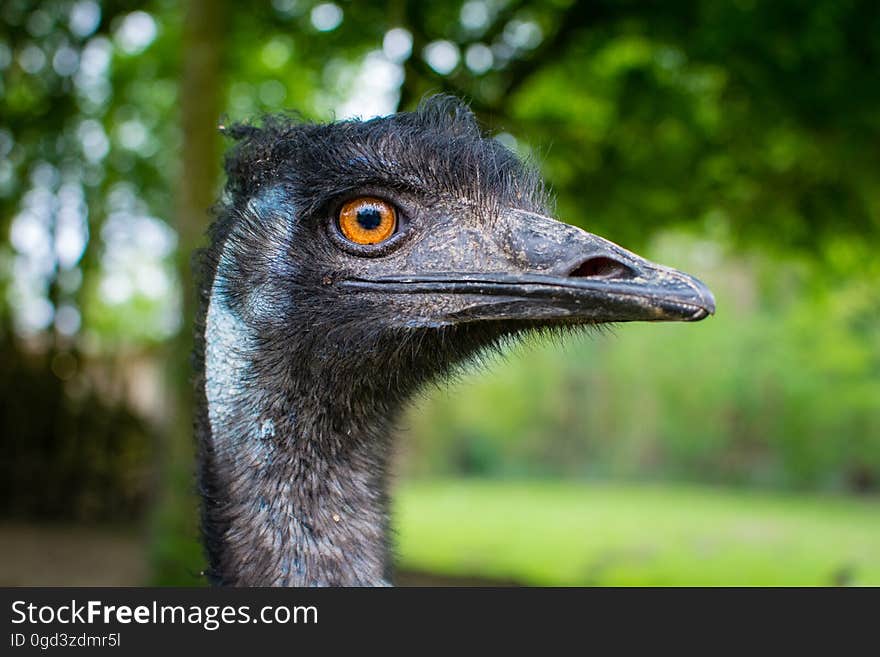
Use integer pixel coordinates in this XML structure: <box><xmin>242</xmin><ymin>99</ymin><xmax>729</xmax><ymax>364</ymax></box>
<box><xmin>689</xmin><ymin>277</ymin><xmax>716</xmax><ymax>320</ymax></box>
<box><xmin>689</xmin><ymin>306</ymin><xmax>712</xmax><ymax>321</ymax></box>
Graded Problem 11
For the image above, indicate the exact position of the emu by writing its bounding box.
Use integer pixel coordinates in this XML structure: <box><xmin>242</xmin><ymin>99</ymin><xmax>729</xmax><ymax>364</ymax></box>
<box><xmin>195</xmin><ymin>96</ymin><xmax>715</xmax><ymax>586</ymax></box>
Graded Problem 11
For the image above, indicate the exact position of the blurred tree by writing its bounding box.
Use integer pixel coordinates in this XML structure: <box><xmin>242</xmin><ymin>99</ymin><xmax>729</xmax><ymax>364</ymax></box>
<box><xmin>393</xmin><ymin>0</ymin><xmax>880</xmax><ymax>253</ymax></box>
<box><xmin>1</xmin><ymin>0</ymin><xmax>878</xmax><ymax>533</ymax></box>
<box><xmin>152</xmin><ymin>0</ymin><xmax>228</xmax><ymax>584</ymax></box>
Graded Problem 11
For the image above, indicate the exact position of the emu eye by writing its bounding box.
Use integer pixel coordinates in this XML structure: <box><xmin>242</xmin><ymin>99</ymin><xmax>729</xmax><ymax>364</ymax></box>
<box><xmin>338</xmin><ymin>197</ymin><xmax>397</xmax><ymax>245</ymax></box>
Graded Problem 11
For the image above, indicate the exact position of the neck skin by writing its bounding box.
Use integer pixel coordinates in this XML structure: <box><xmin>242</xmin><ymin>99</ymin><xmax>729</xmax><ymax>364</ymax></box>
<box><xmin>200</xmin><ymin>259</ymin><xmax>393</xmax><ymax>587</ymax></box>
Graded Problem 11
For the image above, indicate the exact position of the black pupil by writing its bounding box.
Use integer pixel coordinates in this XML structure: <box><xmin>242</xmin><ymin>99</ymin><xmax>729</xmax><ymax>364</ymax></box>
<box><xmin>356</xmin><ymin>207</ymin><xmax>383</xmax><ymax>231</ymax></box>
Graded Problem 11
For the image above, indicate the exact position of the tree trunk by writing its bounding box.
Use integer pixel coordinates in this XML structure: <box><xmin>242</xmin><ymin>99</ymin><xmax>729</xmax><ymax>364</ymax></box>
<box><xmin>151</xmin><ymin>0</ymin><xmax>227</xmax><ymax>584</ymax></box>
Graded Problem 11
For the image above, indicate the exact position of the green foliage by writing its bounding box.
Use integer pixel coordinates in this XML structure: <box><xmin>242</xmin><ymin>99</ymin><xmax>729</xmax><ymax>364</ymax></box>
<box><xmin>396</xmin><ymin>0</ymin><xmax>880</xmax><ymax>253</ymax></box>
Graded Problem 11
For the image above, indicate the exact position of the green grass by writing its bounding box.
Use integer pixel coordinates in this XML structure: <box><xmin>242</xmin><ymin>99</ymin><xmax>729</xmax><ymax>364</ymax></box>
<box><xmin>394</xmin><ymin>480</ymin><xmax>880</xmax><ymax>586</ymax></box>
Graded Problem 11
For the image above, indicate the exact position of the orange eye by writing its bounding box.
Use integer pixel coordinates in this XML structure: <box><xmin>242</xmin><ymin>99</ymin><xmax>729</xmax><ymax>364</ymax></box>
<box><xmin>338</xmin><ymin>197</ymin><xmax>397</xmax><ymax>245</ymax></box>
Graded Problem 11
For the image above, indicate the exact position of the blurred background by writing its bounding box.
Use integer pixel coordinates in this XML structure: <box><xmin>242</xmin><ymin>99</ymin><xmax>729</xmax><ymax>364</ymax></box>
<box><xmin>1</xmin><ymin>0</ymin><xmax>878</xmax><ymax>586</ymax></box>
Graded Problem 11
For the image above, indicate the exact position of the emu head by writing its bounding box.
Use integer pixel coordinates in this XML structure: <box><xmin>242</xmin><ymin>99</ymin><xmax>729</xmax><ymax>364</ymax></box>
<box><xmin>210</xmin><ymin>97</ymin><xmax>714</xmax><ymax>417</ymax></box>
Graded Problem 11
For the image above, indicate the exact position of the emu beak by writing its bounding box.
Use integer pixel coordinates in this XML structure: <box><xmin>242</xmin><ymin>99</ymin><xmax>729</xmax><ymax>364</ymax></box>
<box><xmin>485</xmin><ymin>209</ymin><xmax>717</xmax><ymax>323</ymax></box>
<box><xmin>341</xmin><ymin>210</ymin><xmax>715</xmax><ymax>326</ymax></box>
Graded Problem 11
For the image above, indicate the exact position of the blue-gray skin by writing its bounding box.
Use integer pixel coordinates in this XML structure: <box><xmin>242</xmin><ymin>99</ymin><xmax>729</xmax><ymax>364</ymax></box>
<box><xmin>195</xmin><ymin>96</ymin><xmax>715</xmax><ymax>587</ymax></box>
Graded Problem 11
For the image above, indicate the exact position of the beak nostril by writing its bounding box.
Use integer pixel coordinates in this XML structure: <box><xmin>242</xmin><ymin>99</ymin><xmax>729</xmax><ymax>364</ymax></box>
<box><xmin>568</xmin><ymin>256</ymin><xmax>636</xmax><ymax>280</ymax></box>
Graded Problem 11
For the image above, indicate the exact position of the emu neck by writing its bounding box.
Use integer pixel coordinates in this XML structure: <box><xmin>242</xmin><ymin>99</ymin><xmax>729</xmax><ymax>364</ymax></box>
<box><xmin>202</xmin><ymin>270</ymin><xmax>392</xmax><ymax>586</ymax></box>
